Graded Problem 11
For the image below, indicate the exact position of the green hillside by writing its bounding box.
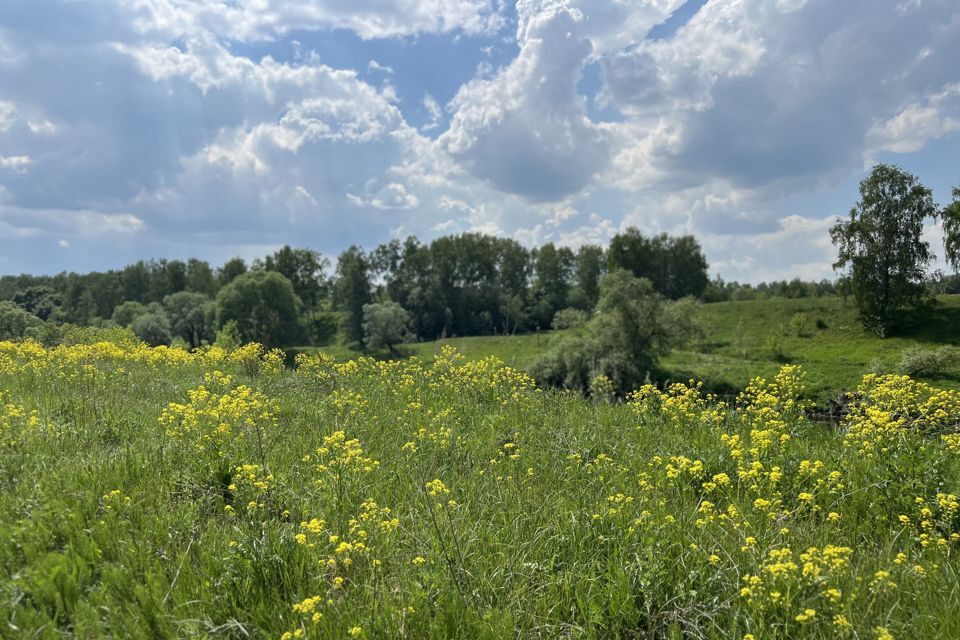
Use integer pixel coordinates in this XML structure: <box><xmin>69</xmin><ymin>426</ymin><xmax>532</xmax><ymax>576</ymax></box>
<box><xmin>664</xmin><ymin>295</ymin><xmax>960</xmax><ymax>400</ymax></box>
<box><xmin>301</xmin><ymin>295</ymin><xmax>960</xmax><ymax>402</ymax></box>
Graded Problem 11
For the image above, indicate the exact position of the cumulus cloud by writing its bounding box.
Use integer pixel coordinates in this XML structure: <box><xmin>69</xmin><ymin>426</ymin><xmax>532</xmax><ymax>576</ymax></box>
<box><xmin>113</xmin><ymin>0</ymin><xmax>506</xmax><ymax>41</ymax></box>
<box><xmin>0</xmin><ymin>155</ymin><xmax>31</xmax><ymax>173</ymax></box>
<box><xmin>866</xmin><ymin>83</ymin><xmax>960</xmax><ymax>154</ymax></box>
<box><xmin>603</xmin><ymin>0</ymin><xmax>960</xmax><ymax>190</ymax></box>
<box><xmin>1</xmin><ymin>0</ymin><xmax>958</xmax><ymax>279</ymax></box>
<box><xmin>348</xmin><ymin>181</ymin><xmax>420</xmax><ymax>210</ymax></box>
<box><xmin>439</xmin><ymin>0</ymin><xmax>614</xmax><ymax>202</ymax></box>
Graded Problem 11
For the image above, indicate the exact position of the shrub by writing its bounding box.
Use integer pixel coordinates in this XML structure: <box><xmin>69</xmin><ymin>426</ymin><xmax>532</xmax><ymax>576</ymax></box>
<box><xmin>0</xmin><ymin>301</ymin><xmax>42</xmax><ymax>340</ymax></box>
<box><xmin>897</xmin><ymin>346</ymin><xmax>959</xmax><ymax>378</ymax></box>
<box><xmin>132</xmin><ymin>310</ymin><xmax>173</xmax><ymax>346</ymax></box>
<box><xmin>764</xmin><ymin>330</ymin><xmax>787</xmax><ymax>362</ymax></box>
<box><xmin>551</xmin><ymin>308</ymin><xmax>589</xmax><ymax>330</ymax></box>
<box><xmin>790</xmin><ymin>312</ymin><xmax>810</xmax><ymax>337</ymax></box>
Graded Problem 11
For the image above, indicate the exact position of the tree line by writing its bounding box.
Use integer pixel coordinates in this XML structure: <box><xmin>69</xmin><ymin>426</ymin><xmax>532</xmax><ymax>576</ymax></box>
<box><xmin>0</xmin><ymin>231</ymin><xmax>714</xmax><ymax>349</ymax></box>
<box><xmin>0</xmin><ymin>226</ymin><xmax>860</xmax><ymax>351</ymax></box>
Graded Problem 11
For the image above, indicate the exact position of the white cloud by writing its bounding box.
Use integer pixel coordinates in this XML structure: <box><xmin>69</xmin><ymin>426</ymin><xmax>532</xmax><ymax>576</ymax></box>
<box><xmin>439</xmin><ymin>0</ymin><xmax>614</xmax><ymax>201</ymax></box>
<box><xmin>0</xmin><ymin>155</ymin><xmax>31</xmax><ymax>172</ymax></box>
<box><xmin>367</xmin><ymin>60</ymin><xmax>393</xmax><ymax>74</ymax></box>
<box><xmin>0</xmin><ymin>206</ymin><xmax>144</xmax><ymax>237</ymax></box>
<box><xmin>348</xmin><ymin>181</ymin><xmax>420</xmax><ymax>210</ymax></box>
<box><xmin>1</xmin><ymin>0</ymin><xmax>958</xmax><ymax>279</ymax></box>
<box><xmin>421</xmin><ymin>93</ymin><xmax>443</xmax><ymax>132</ymax></box>
<box><xmin>0</xmin><ymin>100</ymin><xmax>15</xmax><ymax>132</ymax></box>
<box><xmin>117</xmin><ymin>0</ymin><xmax>507</xmax><ymax>41</ymax></box>
<box><xmin>866</xmin><ymin>83</ymin><xmax>960</xmax><ymax>154</ymax></box>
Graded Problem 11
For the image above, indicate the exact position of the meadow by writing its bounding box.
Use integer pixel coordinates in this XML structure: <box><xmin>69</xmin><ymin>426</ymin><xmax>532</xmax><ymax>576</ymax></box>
<box><xmin>299</xmin><ymin>295</ymin><xmax>960</xmax><ymax>403</ymax></box>
<box><xmin>2</xmin><ymin>339</ymin><xmax>960</xmax><ymax>638</ymax></box>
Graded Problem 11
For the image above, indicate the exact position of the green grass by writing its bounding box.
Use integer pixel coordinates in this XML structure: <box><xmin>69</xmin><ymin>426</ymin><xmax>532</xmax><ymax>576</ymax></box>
<box><xmin>2</xmin><ymin>342</ymin><xmax>960</xmax><ymax>638</ymax></box>
<box><xmin>299</xmin><ymin>295</ymin><xmax>960</xmax><ymax>402</ymax></box>
<box><xmin>664</xmin><ymin>295</ymin><xmax>960</xmax><ymax>400</ymax></box>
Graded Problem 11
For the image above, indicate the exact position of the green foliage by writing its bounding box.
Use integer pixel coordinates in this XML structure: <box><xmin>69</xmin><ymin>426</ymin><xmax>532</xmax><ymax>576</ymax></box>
<box><xmin>12</xmin><ymin>285</ymin><xmax>62</xmax><ymax>320</ymax></box>
<box><xmin>534</xmin><ymin>270</ymin><xmax>700</xmax><ymax>394</ymax></box>
<box><xmin>131</xmin><ymin>306</ymin><xmax>172</xmax><ymax>346</ymax></box>
<box><xmin>111</xmin><ymin>300</ymin><xmax>148</xmax><ymax>327</ymax></box>
<box><xmin>3</xmin><ymin>343</ymin><xmax>960</xmax><ymax>638</ymax></box>
<box><xmin>831</xmin><ymin>164</ymin><xmax>941</xmax><ymax>336</ymax></box>
<box><xmin>216</xmin><ymin>270</ymin><xmax>304</xmax><ymax>349</ymax></box>
<box><xmin>262</xmin><ymin>245</ymin><xmax>329</xmax><ymax>311</ymax></box>
<box><xmin>944</xmin><ymin>186</ymin><xmax>960</xmax><ymax>272</ymax></box>
<box><xmin>790</xmin><ymin>312</ymin><xmax>810</xmax><ymax>338</ymax></box>
<box><xmin>334</xmin><ymin>246</ymin><xmax>372</xmax><ymax>346</ymax></box>
<box><xmin>217</xmin><ymin>256</ymin><xmax>248</xmax><ymax>287</ymax></box>
<box><xmin>897</xmin><ymin>346</ymin><xmax>960</xmax><ymax>378</ymax></box>
<box><xmin>310</xmin><ymin>311</ymin><xmax>340</xmax><ymax>346</ymax></box>
<box><xmin>608</xmin><ymin>228</ymin><xmax>709</xmax><ymax>299</ymax></box>
<box><xmin>764</xmin><ymin>329</ymin><xmax>787</xmax><ymax>362</ymax></box>
<box><xmin>0</xmin><ymin>301</ymin><xmax>42</xmax><ymax>339</ymax></box>
<box><xmin>214</xmin><ymin>319</ymin><xmax>242</xmax><ymax>350</ymax></box>
<box><xmin>551</xmin><ymin>307</ymin><xmax>589</xmax><ymax>330</ymax></box>
<box><xmin>362</xmin><ymin>301</ymin><xmax>412</xmax><ymax>355</ymax></box>
<box><xmin>163</xmin><ymin>291</ymin><xmax>213</xmax><ymax>348</ymax></box>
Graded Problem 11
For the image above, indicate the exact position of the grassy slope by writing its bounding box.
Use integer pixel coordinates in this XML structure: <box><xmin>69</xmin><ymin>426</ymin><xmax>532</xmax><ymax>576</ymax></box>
<box><xmin>300</xmin><ymin>295</ymin><xmax>960</xmax><ymax>401</ymax></box>
<box><xmin>4</xmin><ymin>345</ymin><xmax>960</xmax><ymax>638</ymax></box>
<box><xmin>665</xmin><ymin>295</ymin><xmax>960</xmax><ymax>400</ymax></box>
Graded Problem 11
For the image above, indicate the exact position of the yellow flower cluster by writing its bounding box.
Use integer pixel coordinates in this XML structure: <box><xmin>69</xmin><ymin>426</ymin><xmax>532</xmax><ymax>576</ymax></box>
<box><xmin>0</xmin><ymin>392</ymin><xmax>39</xmax><ymax>447</ymax></box>
<box><xmin>159</xmin><ymin>370</ymin><xmax>278</xmax><ymax>460</ymax></box>
<box><xmin>844</xmin><ymin>374</ymin><xmax>960</xmax><ymax>455</ymax></box>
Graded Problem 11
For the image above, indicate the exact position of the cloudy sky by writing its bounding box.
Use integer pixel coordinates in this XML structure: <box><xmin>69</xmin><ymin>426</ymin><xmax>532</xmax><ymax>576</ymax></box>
<box><xmin>0</xmin><ymin>0</ymin><xmax>958</xmax><ymax>281</ymax></box>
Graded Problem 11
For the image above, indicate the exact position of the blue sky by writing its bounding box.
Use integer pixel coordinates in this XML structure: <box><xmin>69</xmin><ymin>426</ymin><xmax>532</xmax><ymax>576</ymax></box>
<box><xmin>0</xmin><ymin>0</ymin><xmax>958</xmax><ymax>282</ymax></box>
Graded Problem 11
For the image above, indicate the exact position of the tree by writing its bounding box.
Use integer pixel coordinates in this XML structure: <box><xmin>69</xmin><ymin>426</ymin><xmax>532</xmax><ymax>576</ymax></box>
<box><xmin>333</xmin><ymin>247</ymin><xmax>372</xmax><ymax>346</ymax></box>
<box><xmin>217</xmin><ymin>257</ymin><xmax>248</xmax><ymax>287</ymax></box>
<box><xmin>215</xmin><ymin>270</ymin><xmax>304</xmax><ymax>348</ymax></box>
<box><xmin>665</xmin><ymin>235</ymin><xmax>710</xmax><ymax>299</ymax></box>
<box><xmin>943</xmin><ymin>186</ymin><xmax>960</xmax><ymax>272</ymax></box>
<box><xmin>533</xmin><ymin>269</ymin><xmax>699</xmax><ymax>394</ymax></box>
<box><xmin>830</xmin><ymin>164</ymin><xmax>941</xmax><ymax>336</ymax></box>
<box><xmin>164</xmin><ymin>291</ymin><xmax>213</xmax><ymax>348</ymax></box>
<box><xmin>186</xmin><ymin>258</ymin><xmax>218</xmax><ymax>297</ymax></box>
<box><xmin>149</xmin><ymin>259</ymin><xmax>188</xmax><ymax>301</ymax></box>
<box><xmin>569</xmin><ymin>244</ymin><xmax>604</xmax><ymax>311</ymax></box>
<box><xmin>362</xmin><ymin>302</ymin><xmax>412</xmax><ymax>355</ymax></box>
<box><xmin>263</xmin><ymin>246</ymin><xmax>329</xmax><ymax>312</ymax></box>
<box><xmin>132</xmin><ymin>305</ymin><xmax>173</xmax><ymax>346</ymax></box>
<box><xmin>12</xmin><ymin>285</ymin><xmax>62</xmax><ymax>321</ymax></box>
<box><xmin>0</xmin><ymin>301</ymin><xmax>42</xmax><ymax>340</ymax></box>
<box><xmin>529</xmin><ymin>243</ymin><xmax>574</xmax><ymax>329</ymax></box>
<box><xmin>111</xmin><ymin>300</ymin><xmax>148</xmax><ymax>327</ymax></box>
<box><xmin>608</xmin><ymin>228</ymin><xmax>709</xmax><ymax>299</ymax></box>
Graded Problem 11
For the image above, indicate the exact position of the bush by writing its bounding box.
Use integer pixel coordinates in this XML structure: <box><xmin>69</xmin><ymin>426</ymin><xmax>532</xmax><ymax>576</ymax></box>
<box><xmin>790</xmin><ymin>312</ymin><xmax>810</xmax><ymax>337</ymax></box>
<box><xmin>897</xmin><ymin>346</ymin><xmax>959</xmax><ymax>378</ymax></box>
<box><xmin>551</xmin><ymin>308</ymin><xmax>589</xmax><ymax>331</ymax></box>
<box><xmin>362</xmin><ymin>302</ymin><xmax>412</xmax><ymax>354</ymax></box>
<box><xmin>132</xmin><ymin>310</ymin><xmax>173</xmax><ymax>346</ymax></box>
<box><xmin>0</xmin><ymin>301</ymin><xmax>42</xmax><ymax>340</ymax></box>
<box><xmin>764</xmin><ymin>330</ymin><xmax>787</xmax><ymax>362</ymax></box>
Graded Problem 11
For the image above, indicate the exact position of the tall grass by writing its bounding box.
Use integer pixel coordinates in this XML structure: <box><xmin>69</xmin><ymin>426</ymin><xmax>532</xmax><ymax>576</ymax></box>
<box><xmin>1</xmin><ymin>341</ymin><xmax>959</xmax><ymax>638</ymax></box>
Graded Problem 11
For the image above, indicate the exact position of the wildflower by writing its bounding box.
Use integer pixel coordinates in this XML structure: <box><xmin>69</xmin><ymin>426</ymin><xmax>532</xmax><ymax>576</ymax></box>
<box><xmin>795</xmin><ymin>608</ymin><xmax>816</xmax><ymax>623</ymax></box>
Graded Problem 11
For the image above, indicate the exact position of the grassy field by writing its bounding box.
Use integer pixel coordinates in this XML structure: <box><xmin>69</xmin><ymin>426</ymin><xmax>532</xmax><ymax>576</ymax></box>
<box><xmin>2</xmin><ymin>341</ymin><xmax>960</xmax><ymax>638</ymax></box>
<box><xmin>300</xmin><ymin>295</ymin><xmax>960</xmax><ymax>402</ymax></box>
<box><xmin>666</xmin><ymin>295</ymin><xmax>960</xmax><ymax>400</ymax></box>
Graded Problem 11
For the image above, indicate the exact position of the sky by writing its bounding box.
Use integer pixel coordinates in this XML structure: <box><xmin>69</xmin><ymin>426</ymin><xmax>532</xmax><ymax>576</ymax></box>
<box><xmin>0</xmin><ymin>0</ymin><xmax>958</xmax><ymax>282</ymax></box>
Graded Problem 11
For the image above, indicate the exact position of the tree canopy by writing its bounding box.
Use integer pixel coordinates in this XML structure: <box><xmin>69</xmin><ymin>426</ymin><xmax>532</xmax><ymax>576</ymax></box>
<box><xmin>215</xmin><ymin>270</ymin><xmax>304</xmax><ymax>348</ymax></box>
<box><xmin>830</xmin><ymin>164</ymin><xmax>953</xmax><ymax>336</ymax></box>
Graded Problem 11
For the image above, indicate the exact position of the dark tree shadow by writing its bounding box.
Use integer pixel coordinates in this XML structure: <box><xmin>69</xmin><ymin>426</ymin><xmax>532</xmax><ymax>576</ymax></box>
<box><xmin>897</xmin><ymin>302</ymin><xmax>960</xmax><ymax>345</ymax></box>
